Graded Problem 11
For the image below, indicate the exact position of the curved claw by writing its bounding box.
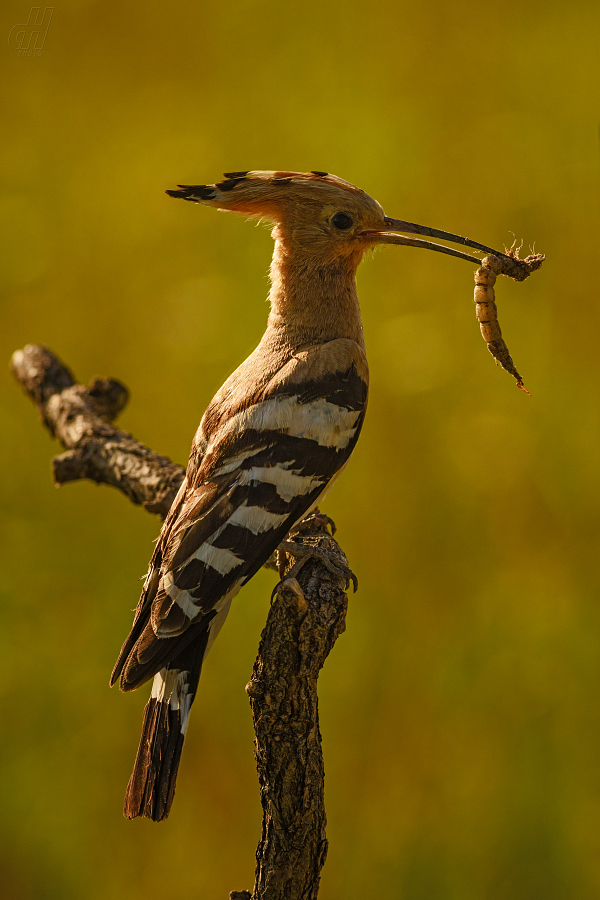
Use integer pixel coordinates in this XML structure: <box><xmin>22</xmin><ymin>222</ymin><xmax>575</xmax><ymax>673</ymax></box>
<box><xmin>293</xmin><ymin>510</ymin><xmax>337</xmax><ymax>536</ymax></box>
<box><xmin>315</xmin><ymin>513</ymin><xmax>337</xmax><ymax>535</ymax></box>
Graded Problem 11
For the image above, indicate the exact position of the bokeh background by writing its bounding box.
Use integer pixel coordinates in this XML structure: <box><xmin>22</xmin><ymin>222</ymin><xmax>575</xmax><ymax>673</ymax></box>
<box><xmin>1</xmin><ymin>1</ymin><xmax>599</xmax><ymax>897</ymax></box>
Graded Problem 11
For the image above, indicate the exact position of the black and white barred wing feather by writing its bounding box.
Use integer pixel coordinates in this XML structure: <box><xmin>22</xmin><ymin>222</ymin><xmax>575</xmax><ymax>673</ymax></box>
<box><xmin>111</xmin><ymin>338</ymin><xmax>368</xmax><ymax>820</ymax></box>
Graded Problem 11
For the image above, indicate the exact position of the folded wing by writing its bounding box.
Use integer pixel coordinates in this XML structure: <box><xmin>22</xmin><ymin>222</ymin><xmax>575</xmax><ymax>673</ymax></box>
<box><xmin>111</xmin><ymin>338</ymin><xmax>369</xmax><ymax>692</ymax></box>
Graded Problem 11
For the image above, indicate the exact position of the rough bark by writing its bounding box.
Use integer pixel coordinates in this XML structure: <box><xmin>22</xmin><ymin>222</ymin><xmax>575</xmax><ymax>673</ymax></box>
<box><xmin>12</xmin><ymin>344</ymin><xmax>350</xmax><ymax>900</ymax></box>
<box><xmin>245</xmin><ymin>519</ymin><xmax>349</xmax><ymax>900</ymax></box>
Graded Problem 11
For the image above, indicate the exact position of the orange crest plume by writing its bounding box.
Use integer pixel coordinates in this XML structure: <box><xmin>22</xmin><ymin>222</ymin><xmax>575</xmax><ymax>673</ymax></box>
<box><xmin>166</xmin><ymin>170</ymin><xmax>381</xmax><ymax>222</ymax></box>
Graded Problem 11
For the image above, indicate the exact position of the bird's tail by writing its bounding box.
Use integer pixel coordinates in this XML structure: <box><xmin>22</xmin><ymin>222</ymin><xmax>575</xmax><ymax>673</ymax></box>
<box><xmin>124</xmin><ymin>662</ymin><xmax>201</xmax><ymax>821</ymax></box>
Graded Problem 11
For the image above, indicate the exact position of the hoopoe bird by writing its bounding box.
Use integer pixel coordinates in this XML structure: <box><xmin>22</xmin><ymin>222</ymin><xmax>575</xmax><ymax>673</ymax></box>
<box><xmin>111</xmin><ymin>170</ymin><xmax>503</xmax><ymax>821</ymax></box>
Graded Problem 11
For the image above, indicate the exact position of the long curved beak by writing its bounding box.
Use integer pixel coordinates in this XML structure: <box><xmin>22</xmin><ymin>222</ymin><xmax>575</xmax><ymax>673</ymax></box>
<box><xmin>362</xmin><ymin>216</ymin><xmax>512</xmax><ymax>265</ymax></box>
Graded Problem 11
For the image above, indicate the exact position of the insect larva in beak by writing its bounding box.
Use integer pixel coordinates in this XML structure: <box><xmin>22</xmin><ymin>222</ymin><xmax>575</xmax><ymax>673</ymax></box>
<box><xmin>473</xmin><ymin>251</ymin><xmax>545</xmax><ymax>394</ymax></box>
<box><xmin>474</xmin><ymin>255</ymin><xmax>527</xmax><ymax>392</ymax></box>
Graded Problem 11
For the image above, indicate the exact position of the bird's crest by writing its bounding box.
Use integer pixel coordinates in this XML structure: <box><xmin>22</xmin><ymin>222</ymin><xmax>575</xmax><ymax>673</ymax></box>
<box><xmin>166</xmin><ymin>170</ymin><xmax>378</xmax><ymax>221</ymax></box>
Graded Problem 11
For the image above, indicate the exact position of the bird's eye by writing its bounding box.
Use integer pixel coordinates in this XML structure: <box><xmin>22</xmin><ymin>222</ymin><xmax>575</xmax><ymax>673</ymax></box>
<box><xmin>332</xmin><ymin>212</ymin><xmax>353</xmax><ymax>230</ymax></box>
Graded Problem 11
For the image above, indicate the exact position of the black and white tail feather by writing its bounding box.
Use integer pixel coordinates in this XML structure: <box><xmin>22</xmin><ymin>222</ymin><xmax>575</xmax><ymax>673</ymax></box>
<box><xmin>123</xmin><ymin>640</ymin><xmax>205</xmax><ymax>821</ymax></box>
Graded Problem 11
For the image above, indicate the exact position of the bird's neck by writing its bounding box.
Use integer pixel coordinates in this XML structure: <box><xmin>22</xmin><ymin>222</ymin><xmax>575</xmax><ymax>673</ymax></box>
<box><xmin>265</xmin><ymin>234</ymin><xmax>366</xmax><ymax>352</ymax></box>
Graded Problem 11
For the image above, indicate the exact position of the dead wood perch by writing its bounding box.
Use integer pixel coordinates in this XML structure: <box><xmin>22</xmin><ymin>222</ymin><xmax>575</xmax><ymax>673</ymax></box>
<box><xmin>11</xmin><ymin>343</ymin><xmax>350</xmax><ymax>900</ymax></box>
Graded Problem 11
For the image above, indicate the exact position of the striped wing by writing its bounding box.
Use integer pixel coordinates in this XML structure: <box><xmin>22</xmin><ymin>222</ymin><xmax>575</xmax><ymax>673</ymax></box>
<box><xmin>112</xmin><ymin>339</ymin><xmax>368</xmax><ymax>691</ymax></box>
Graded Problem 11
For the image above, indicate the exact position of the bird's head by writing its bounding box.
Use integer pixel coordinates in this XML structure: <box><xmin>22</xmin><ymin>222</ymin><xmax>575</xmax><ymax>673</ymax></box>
<box><xmin>168</xmin><ymin>170</ymin><xmax>385</xmax><ymax>267</ymax></box>
<box><xmin>167</xmin><ymin>170</ymin><xmax>507</xmax><ymax>269</ymax></box>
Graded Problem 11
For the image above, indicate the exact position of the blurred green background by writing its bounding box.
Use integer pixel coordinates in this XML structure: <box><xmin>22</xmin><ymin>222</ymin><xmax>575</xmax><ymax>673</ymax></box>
<box><xmin>1</xmin><ymin>1</ymin><xmax>599</xmax><ymax>897</ymax></box>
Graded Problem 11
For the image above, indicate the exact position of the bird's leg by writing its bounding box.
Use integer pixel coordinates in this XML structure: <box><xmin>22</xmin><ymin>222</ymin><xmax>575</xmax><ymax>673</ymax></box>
<box><xmin>263</xmin><ymin>509</ymin><xmax>337</xmax><ymax>576</ymax></box>
<box><xmin>271</xmin><ymin>537</ymin><xmax>358</xmax><ymax>603</ymax></box>
<box><xmin>274</xmin><ymin>507</ymin><xmax>355</xmax><ymax>596</ymax></box>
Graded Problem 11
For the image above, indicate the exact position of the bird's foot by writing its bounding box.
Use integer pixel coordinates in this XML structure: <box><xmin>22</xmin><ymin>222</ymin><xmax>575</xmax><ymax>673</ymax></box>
<box><xmin>262</xmin><ymin>510</ymin><xmax>337</xmax><ymax>573</ymax></box>
<box><xmin>271</xmin><ymin>538</ymin><xmax>358</xmax><ymax>602</ymax></box>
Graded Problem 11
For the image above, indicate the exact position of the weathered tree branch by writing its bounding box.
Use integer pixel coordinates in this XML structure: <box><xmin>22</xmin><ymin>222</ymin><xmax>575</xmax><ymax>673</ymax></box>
<box><xmin>246</xmin><ymin>518</ymin><xmax>348</xmax><ymax>900</ymax></box>
<box><xmin>11</xmin><ymin>344</ymin><xmax>185</xmax><ymax>518</ymax></box>
<box><xmin>12</xmin><ymin>344</ymin><xmax>351</xmax><ymax>900</ymax></box>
